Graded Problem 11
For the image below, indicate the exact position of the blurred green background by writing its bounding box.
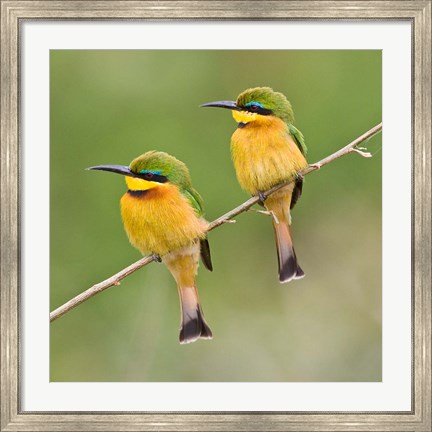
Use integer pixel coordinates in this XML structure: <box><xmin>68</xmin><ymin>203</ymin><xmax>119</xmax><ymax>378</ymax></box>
<box><xmin>50</xmin><ymin>50</ymin><xmax>382</xmax><ymax>382</ymax></box>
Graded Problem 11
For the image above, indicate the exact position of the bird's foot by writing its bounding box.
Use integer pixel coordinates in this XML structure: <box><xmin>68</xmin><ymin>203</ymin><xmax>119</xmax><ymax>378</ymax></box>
<box><xmin>350</xmin><ymin>146</ymin><xmax>372</xmax><ymax>158</ymax></box>
<box><xmin>309</xmin><ymin>162</ymin><xmax>322</xmax><ymax>170</ymax></box>
<box><xmin>152</xmin><ymin>253</ymin><xmax>162</xmax><ymax>263</ymax></box>
<box><xmin>295</xmin><ymin>172</ymin><xmax>305</xmax><ymax>181</ymax></box>
<box><xmin>257</xmin><ymin>190</ymin><xmax>267</xmax><ymax>205</ymax></box>
<box><xmin>249</xmin><ymin>208</ymin><xmax>280</xmax><ymax>224</ymax></box>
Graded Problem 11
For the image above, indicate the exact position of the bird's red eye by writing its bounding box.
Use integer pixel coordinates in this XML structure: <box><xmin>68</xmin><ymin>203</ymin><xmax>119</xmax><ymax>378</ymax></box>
<box><xmin>250</xmin><ymin>104</ymin><xmax>259</xmax><ymax>111</ymax></box>
<box><xmin>144</xmin><ymin>172</ymin><xmax>154</xmax><ymax>179</ymax></box>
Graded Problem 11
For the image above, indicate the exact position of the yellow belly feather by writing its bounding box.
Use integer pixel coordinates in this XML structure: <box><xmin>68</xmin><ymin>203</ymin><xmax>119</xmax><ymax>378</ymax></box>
<box><xmin>120</xmin><ymin>184</ymin><xmax>207</xmax><ymax>256</ymax></box>
<box><xmin>231</xmin><ymin>115</ymin><xmax>308</xmax><ymax>195</ymax></box>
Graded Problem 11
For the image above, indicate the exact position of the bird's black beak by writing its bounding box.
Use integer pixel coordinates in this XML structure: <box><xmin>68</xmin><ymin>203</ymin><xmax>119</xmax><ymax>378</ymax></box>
<box><xmin>86</xmin><ymin>165</ymin><xmax>140</xmax><ymax>178</ymax></box>
<box><xmin>200</xmin><ymin>100</ymin><xmax>241</xmax><ymax>111</ymax></box>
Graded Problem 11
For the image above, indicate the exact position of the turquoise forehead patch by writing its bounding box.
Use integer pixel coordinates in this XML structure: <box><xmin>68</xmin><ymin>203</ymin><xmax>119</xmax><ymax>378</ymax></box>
<box><xmin>139</xmin><ymin>169</ymin><xmax>162</xmax><ymax>175</ymax></box>
<box><xmin>245</xmin><ymin>101</ymin><xmax>265</xmax><ymax>108</ymax></box>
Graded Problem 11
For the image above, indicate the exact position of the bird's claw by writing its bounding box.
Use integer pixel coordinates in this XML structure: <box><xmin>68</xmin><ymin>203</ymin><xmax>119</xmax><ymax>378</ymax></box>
<box><xmin>258</xmin><ymin>191</ymin><xmax>267</xmax><ymax>204</ymax></box>
<box><xmin>152</xmin><ymin>253</ymin><xmax>162</xmax><ymax>263</ymax></box>
<box><xmin>296</xmin><ymin>172</ymin><xmax>305</xmax><ymax>181</ymax></box>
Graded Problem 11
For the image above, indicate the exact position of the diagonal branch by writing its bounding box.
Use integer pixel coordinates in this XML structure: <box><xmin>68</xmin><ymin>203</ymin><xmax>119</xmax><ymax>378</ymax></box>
<box><xmin>50</xmin><ymin>122</ymin><xmax>382</xmax><ymax>322</ymax></box>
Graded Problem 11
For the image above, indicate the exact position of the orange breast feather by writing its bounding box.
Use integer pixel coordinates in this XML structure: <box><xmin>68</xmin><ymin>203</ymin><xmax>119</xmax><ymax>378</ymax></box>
<box><xmin>231</xmin><ymin>116</ymin><xmax>308</xmax><ymax>195</ymax></box>
<box><xmin>120</xmin><ymin>185</ymin><xmax>207</xmax><ymax>256</ymax></box>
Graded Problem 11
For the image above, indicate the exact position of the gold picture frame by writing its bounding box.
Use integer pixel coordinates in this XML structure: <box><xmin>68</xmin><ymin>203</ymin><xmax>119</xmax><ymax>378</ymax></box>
<box><xmin>1</xmin><ymin>1</ymin><xmax>431</xmax><ymax>430</ymax></box>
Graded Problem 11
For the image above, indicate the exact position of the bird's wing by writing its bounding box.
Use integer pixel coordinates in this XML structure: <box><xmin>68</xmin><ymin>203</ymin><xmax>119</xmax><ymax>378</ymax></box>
<box><xmin>288</xmin><ymin>124</ymin><xmax>306</xmax><ymax>209</ymax></box>
<box><xmin>290</xmin><ymin>176</ymin><xmax>303</xmax><ymax>210</ymax></box>
<box><xmin>181</xmin><ymin>187</ymin><xmax>204</xmax><ymax>216</ymax></box>
<box><xmin>181</xmin><ymin>187</ymin><xmax>213</xmax><ymax>271</ymax></box>
<box><xmin>199</xmin><ymin>238</ymin><xmax>213</xmax><ymax>272</ymax></box>
<box><xmin>288</xmin><ymin>124</ymin><xmax>307</xmax><ymax>156</ymax></box>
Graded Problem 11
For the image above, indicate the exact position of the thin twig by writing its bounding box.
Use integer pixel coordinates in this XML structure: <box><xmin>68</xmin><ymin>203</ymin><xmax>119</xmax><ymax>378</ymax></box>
<box><xmin>50</xmin><ymin>122</ymin><xmax>382</xmax><ymax>323</ymax></box>
<box><xmin>50</xmin><ymin>256</ymin><xmax>155</xmax><ymax>322</ymax></box>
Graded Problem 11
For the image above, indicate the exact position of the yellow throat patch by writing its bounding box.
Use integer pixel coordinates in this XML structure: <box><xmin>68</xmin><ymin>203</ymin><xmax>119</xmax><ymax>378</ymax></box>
<box><xmin>232</xmin><ymin>110</ymin><xmax>258</xmax><ymax>124</ymax></box>
<box><xmin>125</xmin><ymin>176</ymin><xmax>160</xmax><ymax>191</ymax></box>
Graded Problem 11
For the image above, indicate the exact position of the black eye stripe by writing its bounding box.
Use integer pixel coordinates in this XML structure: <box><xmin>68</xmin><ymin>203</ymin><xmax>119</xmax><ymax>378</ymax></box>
<box><xmin>244</xmin><ymin>105</ymin><xmax>273</xmax><ymax>116</ymax></box>
<box><xmin>134</xmin><ymin>172</ymin><xmax>168</xmax><ymax>183</ymax></box>
<box><xmin>138</xmin><ymin>172</ymin><xmax>168</xmax><ymax>183</ymax></box>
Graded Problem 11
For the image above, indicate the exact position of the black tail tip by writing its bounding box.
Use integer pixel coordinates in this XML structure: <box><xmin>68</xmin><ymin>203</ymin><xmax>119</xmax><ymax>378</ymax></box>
<box><xmin>279</xmin><ymin>255</ymin><xmax>305</xmax><ymax>284</ymax></box>
<box><xmin>179</xmin><ymin>312</ymin><xmax>213</xmax><ymax>344</ymax></box>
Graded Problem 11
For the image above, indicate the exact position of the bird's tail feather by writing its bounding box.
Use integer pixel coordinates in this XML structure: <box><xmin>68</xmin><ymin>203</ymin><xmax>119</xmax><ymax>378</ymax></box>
<box><xmin>164</xmin><ymin>247</ymin><xmax>213</xmax><ymax>344</ymax></box>
<box><xmin>265</xmin><ymin>191</ymin><xmax>304</xmax><ymax>283</ymax></box>
<box><xmin>272</xmin><ymin>219</ymin><xmax>304</xmax><ymax>283</ymax></box>
<box><xmin>178</xmin><ymin>285</ymin><xmax>212</xmax><ymax>344</ymax></box>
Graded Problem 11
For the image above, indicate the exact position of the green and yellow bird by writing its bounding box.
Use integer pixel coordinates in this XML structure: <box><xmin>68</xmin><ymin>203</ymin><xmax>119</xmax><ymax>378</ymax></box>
<box><xmin>88</xmin><ymin>151</ymin><xmax>213</xmax><ymax>344</ymax></box>
<box><xmin>201</xmin><ymin>87</ymin><xmax>308</xmax><ymax>283</ymax></box>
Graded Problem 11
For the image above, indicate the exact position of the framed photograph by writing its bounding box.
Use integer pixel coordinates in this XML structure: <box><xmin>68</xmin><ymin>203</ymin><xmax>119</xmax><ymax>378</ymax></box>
<box><xmin>1</xmin><ymin>1</ymin><xmax>430</xmax><ymax>431</ymax></box>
